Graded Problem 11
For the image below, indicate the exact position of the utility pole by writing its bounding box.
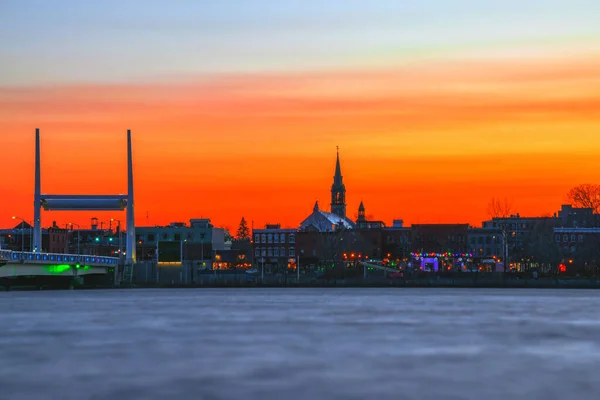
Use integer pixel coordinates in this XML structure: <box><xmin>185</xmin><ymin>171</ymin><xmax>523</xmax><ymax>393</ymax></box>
<box><xmin>69</xmin><ymin>223</ymin><xmax>81</xmax><ymax>255</ymax></box>
<box><xmin>200</xmin><ymin>233</ymin><xmax>205</xmax><ymax>274</ymax></box>
<box><xmin>502</xmin><ymin>228</ymin><xmax>509</xmax><ymax>275</ymax></box>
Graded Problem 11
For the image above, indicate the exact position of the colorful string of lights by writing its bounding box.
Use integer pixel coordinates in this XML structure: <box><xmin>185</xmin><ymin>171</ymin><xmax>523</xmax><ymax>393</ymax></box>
<box><xmin>411</xmin><ymin>252</ymin><xmax>474</xmax><ymax>258</ymax></box>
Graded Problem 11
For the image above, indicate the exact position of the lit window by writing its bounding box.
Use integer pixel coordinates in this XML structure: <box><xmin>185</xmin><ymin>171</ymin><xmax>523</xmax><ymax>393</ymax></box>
<box><xmin>289</xmin><ymin>234</ymin><xmax>295</xmax><ymax>244</ymax></box>
<box><xmin>289</xmin><ymin>247</ymin><xmax>295</xmax><ymax>257</ymax></box>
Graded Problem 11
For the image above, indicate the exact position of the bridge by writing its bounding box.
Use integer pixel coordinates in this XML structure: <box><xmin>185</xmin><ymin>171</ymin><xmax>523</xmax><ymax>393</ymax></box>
<box><xmin>0</xmin><ymin>128</ymin><xmax>137</xmax><ymax>285</ymax></box>
<box><xmin>0</xmin><ymin>249</ymin><xmax>119</xmax><ymax>278</ymax></box>
<box><xmin>358</xmin><ymin>261</ymin><xmax>403</xmax><ymax>276</ymax></box>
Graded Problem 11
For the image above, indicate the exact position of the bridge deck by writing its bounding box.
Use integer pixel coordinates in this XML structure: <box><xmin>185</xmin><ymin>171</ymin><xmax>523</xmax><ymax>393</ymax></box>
<box><xmin>0</xmin><ymin>250</ymin><xmax>119</xmax><ymax>267</ymax></box>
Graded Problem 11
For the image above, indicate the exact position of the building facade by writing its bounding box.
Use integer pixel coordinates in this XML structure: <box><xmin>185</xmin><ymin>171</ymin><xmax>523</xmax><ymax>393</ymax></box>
<box><xmin>382</xmin><ymin>220</ymin><xmax>411</xmax><ymax>261</ymax></box>
<box><xmin>468</xmin><ymin>227</ymin><xmax>504</xmax><ymax>259</ymax></box>
<box><xmin>252</xmin><ymin>224</ymin><xmax>297</xmax><ymax>273</ymax></box>
<box><xmin>135</xmin><ymin>219</ymin><xmax>226</xmax><ymax>266</ymax></box>
<box><xmin>410</xmin><ymin>224</ymin><xmax>470</xmax><ymax>255</ymax></box>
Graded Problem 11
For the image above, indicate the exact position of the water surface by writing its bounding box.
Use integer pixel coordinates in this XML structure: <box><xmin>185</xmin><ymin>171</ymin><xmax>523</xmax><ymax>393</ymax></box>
<box><xmin>1</xmin><ymin>288</ymin><xmax>600</xmax><ymax>399</ymax></box>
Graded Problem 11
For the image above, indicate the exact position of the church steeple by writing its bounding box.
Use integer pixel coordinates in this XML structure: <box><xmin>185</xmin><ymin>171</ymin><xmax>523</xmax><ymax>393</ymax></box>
<box><xmin>331</xmin><ymin>146</ymin><xmax>346</xmax><ymax>219</ymax></box>
<box><xmin>334</xmin><ymin>147</ymin><xmax>342</xmax><ymax>185</ymax></box>
<box><xmin>357</xmin><ymin>200</ymin><xmax>366</xmax><ymax>222</ymax></box>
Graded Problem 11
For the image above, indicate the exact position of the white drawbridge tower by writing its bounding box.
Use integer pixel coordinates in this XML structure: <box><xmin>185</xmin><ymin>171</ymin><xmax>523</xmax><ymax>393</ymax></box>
<box><xmin>32</xmin><ymin>129</ymin><xmax>136</xmax><ymax>279</ymax></box>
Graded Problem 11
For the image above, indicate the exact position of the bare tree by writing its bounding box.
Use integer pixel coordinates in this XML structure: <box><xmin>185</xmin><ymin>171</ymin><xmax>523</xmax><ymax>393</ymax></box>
<box><xmin>487</xmin><ymin>197</ymin><xmax>514</xmax><ymax>219</ymax></box>
<box><xmin>567</xmin><ymin>184</ymin><xmax>600</xmax><ymax>214</ymax></box>
<box><xmin>520</xmin><ymin>219</ymin><xmax>563</xmax><ymax>273</ymax></box>
<box><xmin>315</xmin><ymin>228</ymin><xmax>347</xmax><ymax>268</ymax></box>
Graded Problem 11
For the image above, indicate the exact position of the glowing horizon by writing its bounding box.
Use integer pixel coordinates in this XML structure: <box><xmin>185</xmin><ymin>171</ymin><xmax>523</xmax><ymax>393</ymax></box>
<box><xmin>1</xmin><ymin>1</ymin><xmax>600</xmax><ymax>231</ymax></box>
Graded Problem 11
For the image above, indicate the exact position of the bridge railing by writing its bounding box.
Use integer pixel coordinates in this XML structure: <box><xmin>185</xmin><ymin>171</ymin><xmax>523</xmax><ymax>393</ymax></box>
<box><xmin>358</xmin><ymin>261</ymin><xmax>403</xmax><ymax>274</ymax></box>
<box><xmin>0</xmin><ymin>249</ymin><xmax>119</xmax><ymax>267</ymax></box>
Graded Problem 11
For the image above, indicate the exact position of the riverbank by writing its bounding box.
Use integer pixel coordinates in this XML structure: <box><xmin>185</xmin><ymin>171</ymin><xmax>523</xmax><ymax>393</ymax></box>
<box><xmin>3</xmin><ymin>277</ymin><xmax>600</xmax><ymax>290</ymax></box>
<box><xmin>133</xmin><ymin>277</ymin><xmax>600</xmax><ymax>289</ymax></box>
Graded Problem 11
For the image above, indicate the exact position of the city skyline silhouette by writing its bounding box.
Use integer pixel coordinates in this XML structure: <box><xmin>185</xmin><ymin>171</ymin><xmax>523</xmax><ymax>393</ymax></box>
<box><xmin>1</xmin><ymin>0</ymin><xmax>599</xmax><ymax>230</ymax></box>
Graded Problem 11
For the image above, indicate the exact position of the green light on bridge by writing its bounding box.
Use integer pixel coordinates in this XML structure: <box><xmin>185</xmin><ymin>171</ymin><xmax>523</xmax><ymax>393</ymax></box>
<box><xmin>45</xmin><ymin>264</ymin><xmax>71</xmax><ymax>274</ymax></box>
<box><xmin>44</xmin><ymin>264</ymin><xmax>92</xmax><ymax>274</ymax></box>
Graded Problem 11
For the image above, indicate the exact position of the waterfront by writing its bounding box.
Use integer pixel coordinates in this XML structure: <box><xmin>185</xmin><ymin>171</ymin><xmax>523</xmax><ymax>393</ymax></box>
<box><xmin>2</xmin><ymin>288</ymin><xmax>600</xmax><ymax>399</ymax></box>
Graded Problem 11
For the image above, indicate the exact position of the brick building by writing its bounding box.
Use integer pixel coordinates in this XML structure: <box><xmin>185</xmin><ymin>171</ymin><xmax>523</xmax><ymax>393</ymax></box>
<box><xmin>410</xmin><ymin>224</ymin><xmax>470</xmax><ymax>255</ymax></box>
<box><xmin>382</xmin><ymin>220</ymin><xmax>411</xmax><ymax>261</ymax></box>
<box><xmin>252</xmin><ymin>224</ymin><xmax>297</xmax><ymax>273</ymax></box>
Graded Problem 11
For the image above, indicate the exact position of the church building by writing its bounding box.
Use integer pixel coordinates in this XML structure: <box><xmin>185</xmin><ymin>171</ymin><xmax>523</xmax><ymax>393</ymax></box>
<box><xmin>299</xmin><ymin>149</ymin><xmax>356</xmax><ymax>232</ymax></box>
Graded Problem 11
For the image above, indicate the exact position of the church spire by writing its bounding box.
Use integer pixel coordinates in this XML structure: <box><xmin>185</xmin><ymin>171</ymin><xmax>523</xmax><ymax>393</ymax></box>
<box><xmin>334</xmin><ymin>145</ymin><xmax>342</xmax><ymax>185</ymax></box>
<box><xmin>331</xmin><ymin>146</ymin><xmax>347</xmax><ymax>219</ymax></box>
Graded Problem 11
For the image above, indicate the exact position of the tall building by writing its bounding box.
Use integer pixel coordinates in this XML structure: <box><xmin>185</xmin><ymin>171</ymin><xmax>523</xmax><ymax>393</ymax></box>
<box><xmin>330</xmin><ymin>147</ymin><xmax>346</xmax><ymax>219</ymax></box>
<box><xmin>300</xmin><ymin>149</ymin><xmax>355</xmax><ymax>232</ymax></box>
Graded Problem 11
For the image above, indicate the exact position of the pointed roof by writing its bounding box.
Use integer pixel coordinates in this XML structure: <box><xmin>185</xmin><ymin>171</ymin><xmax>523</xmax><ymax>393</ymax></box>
<box><xmin>12</xmin><ymin>221</ymin><xmax>32</xmax><ymax>230</ymax></box>
<box><xmin>358</xmin><ymin>201</ymin><xmax>365</xmax><ymax>212</ymax></box>
<box><xmin>300</xmin><ymin>207</ymin><xmax>356</xmax><ymax>232</ymax></box>
<box><xmin>313</xmin><ymin>201</ymin><xmax>320</xmax><ymax>212</ymax></box>
<box><xmin>333</xmin><ymin>146</ymin><xmax>343</xmax><ymax>185</ymax></box>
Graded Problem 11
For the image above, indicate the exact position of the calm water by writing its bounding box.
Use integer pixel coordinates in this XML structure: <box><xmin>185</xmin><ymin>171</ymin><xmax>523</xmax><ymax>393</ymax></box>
<box><xmin>2</xmin><ymin>288</ymin><xmax>600</xmax><ymax>400</ymax></box>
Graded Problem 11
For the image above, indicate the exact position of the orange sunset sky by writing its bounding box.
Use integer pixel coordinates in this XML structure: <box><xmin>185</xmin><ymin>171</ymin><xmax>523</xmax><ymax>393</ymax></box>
<box><xmin>1</xmin><ymin>1</ymin><xmax>600</xmax><ymax>231</ymax></box>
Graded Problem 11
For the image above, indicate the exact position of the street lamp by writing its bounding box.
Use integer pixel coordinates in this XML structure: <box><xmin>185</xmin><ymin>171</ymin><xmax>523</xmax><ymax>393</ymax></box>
<box><xmin>69</xmin><ymin>223</ymin><xmax>81</xmax><ymax>255</ymax></box>
<box><xmin>501</xmin><ymin>229</ymin><xmax>508</xmax><ymax>274</ymax></box>
<box><xmin>12</xmin><ymin>216</ymin><xmax>30</xmax><ymax>253</ymax></box>
<box><xmin>111</xmin><ymin>218</ymin><xmax>122</xmax><ymax>258</ymax></box>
